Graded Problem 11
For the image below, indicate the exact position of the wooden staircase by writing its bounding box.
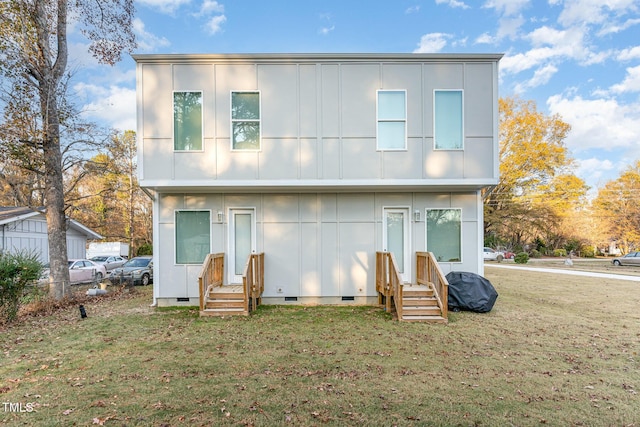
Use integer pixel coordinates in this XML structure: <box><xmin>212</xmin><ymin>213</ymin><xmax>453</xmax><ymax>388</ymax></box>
<box><xmin>398</xmin><ymin>284</ymin><xmax>447</xmax><ymax>323</ymax></box>
<box><xmin>199</xmin><ymin>253</ymin><xmax>264</xmax><ymax>317</ymax></box>
<box><xmin>377</xmin><ymin>251</ymin><xmax>449</xmax><ymax>323</ymax></box>
<box><xmin>203</xmin><ymin>284</ymin><xmax>248</xmax><ymax>316</ymax></box>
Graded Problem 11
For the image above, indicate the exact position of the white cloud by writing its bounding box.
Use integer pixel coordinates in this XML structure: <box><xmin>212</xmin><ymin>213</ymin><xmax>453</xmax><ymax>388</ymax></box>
<box><xmin>435</xmin><ymin>0</ymin><xmax>470</xmax><ymax>9</ymax></box>
<box><xmin>413</xmin><ymin>33</ymin><xmax>452</xmax><ymax>53</ymax></box>
<box><xmin>547</xmin><ymin>94</ymin><xmax>640</xmax><ymax>153</ymax></box>
<box><xmin>198</xmin><ymin>0</ymin><xmax>224</xmax><ymax>15</ymax></box>
<box><xmin>205</xmin><ymin>14</ymin><xmax>227</xmax><ymax>34</ymax></box>
<box><xmin>319</xmin><ymin>25</ymin><xmax>335</xmax><ymax>35</ymax></box>
<box><xmin>475</xmin><ymin>32</ymin><xmax>495</xmax><ymax>45</ymax></box>
<box><xmin>75</xmin><ymin>83</ymin><xmax>136</xmax><ymax>132</ymax></box>
<box><xmin>617</xmin><ymin>46</ymin><xmax>640</xmax><ymax>61</ymax></box>
<box><xmin>575</xmin><ymin>157</ymin><xmax>616</xmax><ymax>189</ymax></box>
<box><xmin>496</xmin><ymin>15</ymin><xmax>525</xmax><ymax>40</ymax></box>
<box><xmin>598</xmin><ymin>18</ymin><xmax>640</xmax><ymax>36</ymax></box>
<box><xmin>610</xmin><ymin>65</ymin><xmax>640</xmax><ymax>93</ymax></box>
<box><xmin>513</xmin><ymin>64</ymin><xmax>558</xmax><ymax>93</ymax></box>
<box><xmin>136</xmin><ymin>0</ymin><xmax>191</xmax><ymax>15</ymax></box>
<box><xmin>482</xmin><ymin>0</ymin><xmax>529</xmax><ymax>17</ymax></box>
<box><xmin>405</xmin><ymin>5</ymin><xmax>420</xmax><ymax>14</ymax></box>
<box><xmin>133</xmin><ymin>18</ymin><xmax>170</xmax><ymax>52</ymax></box>
<box><xmin>557</xmin><ymin>0</ymin><xmax>638</xmax><ymax>27</ymax></box>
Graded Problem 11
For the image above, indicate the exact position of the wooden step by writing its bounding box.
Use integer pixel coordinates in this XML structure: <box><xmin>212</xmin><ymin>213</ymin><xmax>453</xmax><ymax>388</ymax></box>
<box><xmin>401</xmin><ymin>315</ymin><xmax>448</xmax><ymax>323</ymax></box>
<box><xmin>401</xmin><ymin>306</ymin><xmax>442</xmax><ymax>316</ymax></box>
<box><xmin>403</xmin><ymin>297</ymin><xmax>439</xmax><ymax>307</ymax></box>
<box><xmin>200</xmin><ymin>308</ymin><xmax>249</xmax><ymax>317</ymax></box>
<box><xmin>206</xmin><ymin>300</ymin><xmax>245</xmax><ymax>309</ymax></box>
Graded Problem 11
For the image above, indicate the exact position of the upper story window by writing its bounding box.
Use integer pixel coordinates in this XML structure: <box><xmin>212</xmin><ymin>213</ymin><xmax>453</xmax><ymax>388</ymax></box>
<box><xmin>231</xmin><ymin>91</ymin><xmax>260</xmax><ymax>150</ymax></box>
<box><xmin>173</xmin><ymin>91</ymin><xmax>203</xmax><ymax>151</ymax></box>
<box><xmin>377</xmin><ymin>90</ymin><xmax>406</xmax><ymax>150</ymax></box>
<box><xmin>434</xmin><ymin>90</ymin><xmax>463</xmax><ymax>150</ymax></box>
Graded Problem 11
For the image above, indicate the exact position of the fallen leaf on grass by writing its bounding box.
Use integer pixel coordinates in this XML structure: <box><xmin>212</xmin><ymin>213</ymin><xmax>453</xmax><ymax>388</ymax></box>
<box><xmin>63</xmin><ymin>409</ymin><xmax>74</xmax><ymax>415</ymax></box>
<box><xmin>92</xmin><ymin>416</ymin><xmax>115</xmax><ymax>425</ymax></box>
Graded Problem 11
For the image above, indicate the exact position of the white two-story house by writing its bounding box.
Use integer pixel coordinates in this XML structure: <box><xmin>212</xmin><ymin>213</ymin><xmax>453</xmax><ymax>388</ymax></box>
<box><xmin>133</xmin><ymin>53</ymin><xmax>502</xmax><ymax>308</ymax></box>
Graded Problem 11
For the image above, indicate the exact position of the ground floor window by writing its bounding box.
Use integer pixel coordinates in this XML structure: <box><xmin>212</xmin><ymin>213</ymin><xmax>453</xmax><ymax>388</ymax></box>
<box><xmin>426</xmin><ymin>208</ymin><xmax>461</xmax><ymax>262</ymax></box>
<box><xmin>175</xmin><ymin>210</ymin><xmax>210</xmax><ymax>264</ymax></box>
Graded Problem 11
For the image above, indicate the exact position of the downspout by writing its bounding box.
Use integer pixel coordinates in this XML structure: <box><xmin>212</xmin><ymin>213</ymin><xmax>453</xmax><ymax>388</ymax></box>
<box><xmin>141</xmin><ymin>188</ymin><xmax>158</xmax><ymax>307</ymax></box>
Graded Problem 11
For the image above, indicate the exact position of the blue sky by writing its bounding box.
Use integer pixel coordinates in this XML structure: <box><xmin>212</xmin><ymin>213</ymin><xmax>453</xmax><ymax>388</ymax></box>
<box><xmin>70</xmin><ymin>0</ymin><xmax>640</xmax><ymax>193</ymax></box>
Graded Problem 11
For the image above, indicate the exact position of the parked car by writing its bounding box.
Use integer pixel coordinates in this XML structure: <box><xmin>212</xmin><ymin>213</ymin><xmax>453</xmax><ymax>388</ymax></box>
<box><xmin>40</xmin><ymin>259</ymin><xmax>107</xmax><ymax>285</ymax></box>
<box><xmin>612</xmin><ymin>252</ymin><xmax>640</xmax><ymax>266</ymax></box>
<box><xmin>502</xmin><ymin>251</ymin><xmax>515</xmax><ymax>259</ymax></box>
<box><xmin>109</xmin><ymin>256</ymin><xmax>153</xmax><ymax>286</ymax></box>
<box><xmin>483</xmin><ymin>247</ymin><xmax>504</xmax><ymax>262</ymax></box>
<box><xmin>90</xmin><ymin>255</ymin><xmax>127</xmax><ymax>271</ymax></box>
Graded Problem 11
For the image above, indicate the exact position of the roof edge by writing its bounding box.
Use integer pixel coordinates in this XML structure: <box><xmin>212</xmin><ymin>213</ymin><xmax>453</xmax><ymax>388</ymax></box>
<box><xmin>132</xmin><ymin>52</ymin><xmax>504</xmax><ymax>63</ymax></box>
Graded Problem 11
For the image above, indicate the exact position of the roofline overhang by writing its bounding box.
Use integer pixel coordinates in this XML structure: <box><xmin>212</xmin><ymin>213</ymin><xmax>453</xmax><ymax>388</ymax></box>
<box><xmin>132</xmin><ymin>52</ymin><xmax>504</xmax><ymax>64</ymax></box>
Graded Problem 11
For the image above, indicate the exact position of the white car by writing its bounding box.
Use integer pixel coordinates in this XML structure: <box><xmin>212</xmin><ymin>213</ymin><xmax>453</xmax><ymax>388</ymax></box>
<box><xmin>90</xmin><ymin>255</ymin><xmax>127</xmax><ymax>271</ymax></box>
<box><xmin>41</xmin><ymin>259</ymin><xmax>107</xmax><ymax>285</ymax></box>
<box><xmin>483</xmin><ymin>247</ymin><xmax>504</xmax><ymax>262</ymax></box>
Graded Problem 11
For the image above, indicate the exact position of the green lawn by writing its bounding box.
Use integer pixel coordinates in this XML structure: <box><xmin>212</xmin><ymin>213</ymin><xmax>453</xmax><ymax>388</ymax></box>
<box><xmin>1</xmin><ymin>268</ymin><xmax>639</xmax><ymax>426</ymax></box>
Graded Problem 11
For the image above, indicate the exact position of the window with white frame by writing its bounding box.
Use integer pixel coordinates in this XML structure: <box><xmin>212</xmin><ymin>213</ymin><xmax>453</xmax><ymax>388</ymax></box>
<box><xmin>377</xmin><ymin>90</ymin><xmax>406</xmax><ymax>150</ymax></box>
<box><xmin>173</xmin><ymin>91</ymin><xmax>203</xmax><ymax>151</ymax></box>
<box><xmin>426</xmin><ymin>208</ymin><xmax>461</xmax><ymax>262</ymax></box>
<box><xmin>231</xmin><ymin>91</ymin><xmax>260</xmax><ymax>150</ymax></box>
<box><xmin>175</xmin><ymin>211</ymin><xmax>210</xmax><ymax>264</ymax></box>
<box><xmin>434</xmin><ymin>90</ymin><xmax>463</xmax><ymax>150</ymax></box>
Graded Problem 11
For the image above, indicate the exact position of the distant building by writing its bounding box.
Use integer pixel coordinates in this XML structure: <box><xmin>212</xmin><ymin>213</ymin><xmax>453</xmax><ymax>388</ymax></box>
<box><xmin>0</xmin><ymin>207</ymin><xmax>102</xmax><ymax>262</ymax></box>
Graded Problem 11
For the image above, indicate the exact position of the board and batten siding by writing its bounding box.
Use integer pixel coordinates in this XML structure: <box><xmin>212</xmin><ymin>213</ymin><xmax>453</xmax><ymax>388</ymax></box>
<box><xmin>135</xmin><ymin>55</ymin><xmax>499</xmax><ymax>186</ymax></box>
<box><xmin>153</xmin><ymin>192</ymin><xmax>481</xmax><ymax>304</ymax></box>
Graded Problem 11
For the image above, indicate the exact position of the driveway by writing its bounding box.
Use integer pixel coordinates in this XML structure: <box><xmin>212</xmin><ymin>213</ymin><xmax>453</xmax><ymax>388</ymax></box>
<box><xmin>485</xmin><ymin>263</ymin><xmax>640</xmax><ymax>282</ymax></box>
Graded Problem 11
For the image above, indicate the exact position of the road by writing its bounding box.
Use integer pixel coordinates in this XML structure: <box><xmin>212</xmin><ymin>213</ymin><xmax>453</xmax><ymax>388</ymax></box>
<box><xmin>485</xmin><ymin>263</ymin><xmax>640</xmax><ymax>282</ymax></box>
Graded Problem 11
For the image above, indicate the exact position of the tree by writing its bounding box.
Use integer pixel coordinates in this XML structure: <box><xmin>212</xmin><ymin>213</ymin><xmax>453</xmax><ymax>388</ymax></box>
<box><xmin>592</xmin><ymin>161</ymin><xmax>640</xmax><ymax>253</ymax></box>
<box><xmin>484</xmin><ymin>97</ymin><xmax>588</xmax><ymax>251</ymax></box>
<box><xmin>0</xmin><ymin>0</ymin><xmax>135</xmax><ymax>299</ymax></box>
<box><xmin>68</xmin><ymin>131</ymin><xmax>152</xmax><ymax>256</ymax></box>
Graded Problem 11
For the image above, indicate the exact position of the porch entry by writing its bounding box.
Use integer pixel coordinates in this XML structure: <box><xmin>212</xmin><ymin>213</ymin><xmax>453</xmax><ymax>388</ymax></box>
<box><xmin>382</xmin><ymin>207</ymin><xmax>410</xmax><ymax>282</ymax></box>
<box><xmin>228</xmin><ymin>208</ymin><xmax>256</xmax><ymax>284</ymax></box>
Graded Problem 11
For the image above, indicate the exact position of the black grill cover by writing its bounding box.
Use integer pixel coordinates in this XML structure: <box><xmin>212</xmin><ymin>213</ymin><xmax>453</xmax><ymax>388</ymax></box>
<box><xmin>445</xmin><ymin>271</ymin><xmax>498</xmax><ymax>313</ymax></box>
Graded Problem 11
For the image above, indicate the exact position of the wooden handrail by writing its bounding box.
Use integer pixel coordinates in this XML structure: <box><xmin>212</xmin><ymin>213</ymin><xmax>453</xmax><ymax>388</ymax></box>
<box><xmin>198</xmin><ymin>253</ymin><xmax>224</xmax><ymax>311</ymax></box>
<box><xmin>242</xmin><ymin>252</ymin><xmax>265</xmax><ymax>313</ymax></box>
<box><xmin>416</xmin><ymin>251</ymin><xmax>448</xmax><ymax>320</ymax></box>
<box><xmin>375</xmin><ymin>251</ymin><xmax>403</xmax><ymax>316</ymax></box>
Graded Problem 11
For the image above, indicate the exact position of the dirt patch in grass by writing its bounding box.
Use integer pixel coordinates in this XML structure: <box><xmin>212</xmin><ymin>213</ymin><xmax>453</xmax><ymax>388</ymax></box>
<box><xmin>1</xmin><ymin>272</ymin><xmax>639</xmax><ymax>426</ymax></box>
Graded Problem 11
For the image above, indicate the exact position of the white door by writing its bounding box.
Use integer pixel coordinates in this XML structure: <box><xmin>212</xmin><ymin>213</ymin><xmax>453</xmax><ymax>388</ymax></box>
<box><xmin>228</xmin><ymin>209</ymin><xmax>256</xmax><ymax>283</ymax></box>
<box><xmin>383</xmin><ymin>208</ymin><xmax>410</xmax><ymax>282</ymax></box>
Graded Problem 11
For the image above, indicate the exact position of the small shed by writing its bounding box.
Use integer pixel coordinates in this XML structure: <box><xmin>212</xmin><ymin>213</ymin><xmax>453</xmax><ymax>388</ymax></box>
<box><xmin>0</xmin><ymin>207</ymin><xmax>102</xmax><ymax>263</ymax></box>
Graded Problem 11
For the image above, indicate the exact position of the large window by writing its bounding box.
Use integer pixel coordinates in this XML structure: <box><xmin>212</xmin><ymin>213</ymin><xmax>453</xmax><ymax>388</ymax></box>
<box><xmin>434</xmin><ymin>90</ymin><xmax>463</xmax><ymax>150</ymax></box>
<box><xmin>377</xmin><ymin>90</ymin><xmax>406</xmax><ymax>150</ymax></box>
<box><xmin>426</xmin><ymin>209</ymin><xmax>461</xmax><ymax>262</ymax></box>
<box><xmin>175</xmin><ymin>211</ymin><xmax>210</xmax><ymax>264</ymax></box>
<box><xmin>231</xmin><ymin>91</ymin><xmax>260</xmax><ymax>150</ymax></box>
<box><xmin>173</xmin><ymin>91</ymin><xmax>203</xmax><ymax>151</ymax></box>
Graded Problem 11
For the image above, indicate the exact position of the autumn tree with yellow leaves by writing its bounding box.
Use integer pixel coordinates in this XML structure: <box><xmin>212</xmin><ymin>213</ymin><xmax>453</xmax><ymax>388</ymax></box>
<box><xmin>484</xmin><ymin>97</ymin><xmax>589</xmax><ymax>253</ymax></box>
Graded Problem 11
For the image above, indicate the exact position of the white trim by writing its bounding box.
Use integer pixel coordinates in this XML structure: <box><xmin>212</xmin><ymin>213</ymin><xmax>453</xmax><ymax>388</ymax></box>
<box><xmin>230</xmin><ymin>90</ymin><xmax>262</xmax><ymax>152</ymax></box>
<box><xmin>376</xmin><ymin>89</ymin><xmax>407</xmax><ymax>151</ymax></box>
<box><xmin>172</xmin><ymin>90</ymin><xmax>205</xmax><ymax>152</ymax></box>
<box><xmin>227</xmin><ymin>207</ymin><xmax>257</xmax><ymax>283</ymax></box>
<box><xmin>173</xmin><ymin>209</ymin><xmax>212</xmax><ymax>265</ymax></box>
<box><xmin>425</xmin><ymin>207</ymin><xmax>463</xmax><ymax>264</ymax></box>
<box><xmin>382</xmin><ymin>206</ymin><xmax>411</xmax><ymax>282</ymax></box>
<box><xmin>433</xmin><ymin>89</ymin><xmax>464</xmax><ymax>151</ymax></box>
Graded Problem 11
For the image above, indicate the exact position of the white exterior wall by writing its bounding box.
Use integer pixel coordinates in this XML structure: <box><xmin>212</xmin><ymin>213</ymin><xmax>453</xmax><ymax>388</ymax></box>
<box><xmin>136</xmin><ymin>55</ymin><xmax>500</xmax><ymax>187</ymax></box>
<box><xmin>154</xmin><ymin>191</ymin><xmax>481</xmax><ymax>306</ymax></box>
<box><xmin>134</xmin><ymin>54</ymin><xmax>501</xmax><ymax>307</ymax></box>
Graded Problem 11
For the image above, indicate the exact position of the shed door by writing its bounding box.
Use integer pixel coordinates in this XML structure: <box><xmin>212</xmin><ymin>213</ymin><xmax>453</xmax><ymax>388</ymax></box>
<box><xmin>228</xmin><ymin>209</ymin><xmax>256</xmax><ymax>284</ymax></box>
<box><xmin>383</xmin><ymin>208</ymin><xmax>410</xmax><ymax>282</ymax></box>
